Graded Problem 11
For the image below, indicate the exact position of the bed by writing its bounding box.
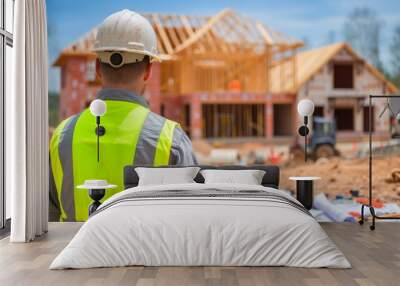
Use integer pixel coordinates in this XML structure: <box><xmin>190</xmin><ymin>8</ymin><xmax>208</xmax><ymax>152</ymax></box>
<box><xmin>50</xmin><ymin>165</ymin><xmax>350</xmax><ymax>269</ymax></box>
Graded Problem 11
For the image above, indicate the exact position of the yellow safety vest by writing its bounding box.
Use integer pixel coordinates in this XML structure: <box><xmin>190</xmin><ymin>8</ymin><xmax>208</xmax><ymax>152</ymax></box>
<box><xmin>50</xmin><ymin>99</ymin><xmax>178</xmax><ymax>221</ymax></box>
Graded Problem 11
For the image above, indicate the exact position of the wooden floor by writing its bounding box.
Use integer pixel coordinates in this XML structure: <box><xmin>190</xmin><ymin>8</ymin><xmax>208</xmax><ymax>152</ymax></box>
<box><xmin>0</xmin><ymin>222</ymin><xmax>399</xmax><ymax>286</ymax></box>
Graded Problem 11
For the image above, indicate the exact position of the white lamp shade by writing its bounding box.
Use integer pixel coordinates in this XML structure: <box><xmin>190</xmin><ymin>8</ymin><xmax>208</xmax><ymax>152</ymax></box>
<box><xmin>297</xmin><ymin>99</ymin><xmax>315</xmax><ymax>116</ymax></box>
<box><xmin>89</xmin><ymin>99</ymin><xmax>107</xmax><ymax>117</ymax></box>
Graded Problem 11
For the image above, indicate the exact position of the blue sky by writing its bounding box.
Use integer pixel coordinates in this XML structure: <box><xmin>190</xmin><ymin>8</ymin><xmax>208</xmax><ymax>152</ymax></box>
<box><xmin>47</xmin><ymin>0</ymin><xmax>400</xmax><ymax>92</ymax></box>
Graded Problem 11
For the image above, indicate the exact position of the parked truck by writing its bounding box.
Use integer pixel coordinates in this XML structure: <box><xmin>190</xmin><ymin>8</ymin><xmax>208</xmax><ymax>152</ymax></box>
<box><xmin>290</xmin><ymin>116</ymin><xmax>340</xmax><ymax>161</ymax></box>
<box><xmin>390</xmin><ymin>115</ymin><xmax>400</xmax><ymax>138</ymax></box>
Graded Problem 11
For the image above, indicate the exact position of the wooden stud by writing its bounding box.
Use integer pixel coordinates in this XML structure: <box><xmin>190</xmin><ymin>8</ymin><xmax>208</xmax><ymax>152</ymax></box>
<box><xmin>163</xmin><ymin>15</ymin><xmax>181</xmax><ymax>49</ymax></box>
<box><xmin>173</xmin><ymin>9</ymin><xmax>232</xmax><ymax>54</ymax></box>
<box><xmin>152</xmin><ymin>14</ymin><xmax>174</xmax><ymax>55</ymax></box>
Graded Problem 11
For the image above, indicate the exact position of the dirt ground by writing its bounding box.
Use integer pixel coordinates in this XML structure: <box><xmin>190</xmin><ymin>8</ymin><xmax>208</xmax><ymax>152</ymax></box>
<box><xmin>280</xmin><ymin>155</ymin><xmax>400</xmax><ymax>203</ymax></box>
<box><xmin>193</xmin><ymin>139</ymin><xmax>400</xmax><ymax>203</ymax></box>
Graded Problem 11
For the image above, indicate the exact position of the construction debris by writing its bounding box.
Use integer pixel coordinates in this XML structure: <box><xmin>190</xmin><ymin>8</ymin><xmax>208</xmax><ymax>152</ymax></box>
<box><xmin>280</xmin><ymin>155</ymin><xmax>400</xmax><ymax>203</ymax></box>
<box><xmin>385</xmin><ymin>168</ymin><xmax>400</xmax><ymax>183</ymax></box>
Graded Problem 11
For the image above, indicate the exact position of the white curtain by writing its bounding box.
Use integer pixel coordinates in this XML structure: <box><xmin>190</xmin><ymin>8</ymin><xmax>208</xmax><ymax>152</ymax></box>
<box><xmin>9</xmin><ymin>0</ymin><xmax>49</xmax><ymax>242</ymax></box>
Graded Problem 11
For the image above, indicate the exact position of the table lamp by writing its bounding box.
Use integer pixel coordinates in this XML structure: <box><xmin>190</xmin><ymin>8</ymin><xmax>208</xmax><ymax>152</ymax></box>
<box><xmin>78</xmin><ymin>99</ymin><xmax>112</xmax><ymax>216</ymax></box>
<box><xmin>89</xmin><ymin>99</ymin><xmax>107</xmax><ymax>162</ymax></box>
<box><xmin>297</xmin><ymin>99</ymin><xmax>314</xmax><ymax>162</ymax></box>
<box><xmin>77</xmin><ymin>180</ymin><xmax>117</xmax><ymax>215</ymax></box>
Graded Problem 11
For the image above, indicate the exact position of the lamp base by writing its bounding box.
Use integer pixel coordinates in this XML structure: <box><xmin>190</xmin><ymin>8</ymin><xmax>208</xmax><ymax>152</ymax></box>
<box><xmin>95</xmin><ymin>126</ymin><xmax>106</xmax><ymax>136</ymax></box>
<box><xmin>88</xmin><ymin>188</ymin><xmax>106</xmax><ymax>216</ymax></box>
<box><xmin>298</xmin><ymin>125</ymin><xmax>309</xmax><ymax>136</ymax></box>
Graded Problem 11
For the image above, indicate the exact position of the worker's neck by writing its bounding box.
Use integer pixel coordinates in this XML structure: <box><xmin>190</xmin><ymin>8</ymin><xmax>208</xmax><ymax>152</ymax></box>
<box><xmin>102</xmin><ymin>83</ymin><xmax>144</xmax><ymax>96</ymax></box>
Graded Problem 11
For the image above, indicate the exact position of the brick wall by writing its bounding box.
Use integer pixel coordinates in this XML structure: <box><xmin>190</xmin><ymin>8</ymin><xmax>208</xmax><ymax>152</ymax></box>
<box><xmin>145</xmin><ymin>62</ymin><xmax>161</xmax><ymax>114</ymax></box>
<box><xmin>59</xmin><ymin>57</ymin><xmax>163</xmax><ymax>120</ymax></box>
<box><xmin>59</xmin><ymin>56</ymin><xmax>89</xmax><ymax>120</ymax></box>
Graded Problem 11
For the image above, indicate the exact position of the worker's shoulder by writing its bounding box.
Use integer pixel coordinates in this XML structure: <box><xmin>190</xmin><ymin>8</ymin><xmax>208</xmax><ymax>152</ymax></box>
<box><xmin>143</xmin><ymin>111</ymin><xmax>178</xmax><ymax>129</ymax></box>
<box><xmin>57</xmin><ymin>113</ymin><xmax>81</xmax><ymax>131</ymax></box>
<box><xmin>143</xmin><ymin>111</ymin><xmax>185</xmax><ymax>138</ymax></box>
<box><xmin>50</xmin><ymin>114</ymin><xmax>81</xmax><ymax>142</ymax></box>
<box><xmin>147</xmin><ymin>111</ymin><xmax>179</xmax><ymax>125</ymax></box>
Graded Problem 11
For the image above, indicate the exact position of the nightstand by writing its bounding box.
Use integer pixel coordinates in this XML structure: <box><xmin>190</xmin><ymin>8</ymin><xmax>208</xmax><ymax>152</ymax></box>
<box><xmin>289</xmin><ymin>176</ymin><xmax>321</xmax><ymax>210</ymax></box>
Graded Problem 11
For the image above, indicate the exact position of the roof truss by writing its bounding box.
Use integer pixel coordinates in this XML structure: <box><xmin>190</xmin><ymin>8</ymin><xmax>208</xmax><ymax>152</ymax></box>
<box><xmin>57</xmin><ymin>8</ymin><xmax>303</xmax><ymax>62</ymax></box>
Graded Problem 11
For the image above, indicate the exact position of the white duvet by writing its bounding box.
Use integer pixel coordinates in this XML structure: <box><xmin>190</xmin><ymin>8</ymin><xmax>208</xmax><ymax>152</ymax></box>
<box><xmin>50</xmin><ymin>183</ymin><xmax>351</xmax><ymax>269</ymax></box>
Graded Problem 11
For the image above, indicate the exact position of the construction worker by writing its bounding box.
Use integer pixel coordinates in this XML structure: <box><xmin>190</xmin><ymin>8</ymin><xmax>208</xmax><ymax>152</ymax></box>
<box><xmin>49</xmin><ymin>10</ymin><xmax>197</xmax><ymax>222</ymax></box>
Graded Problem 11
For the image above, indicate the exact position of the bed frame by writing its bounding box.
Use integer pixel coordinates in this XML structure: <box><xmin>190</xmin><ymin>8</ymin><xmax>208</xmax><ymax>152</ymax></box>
<box><xmin>124</xmin><ymin>165</ymin><xmax>280</xmax><ymax>189</ymax></box>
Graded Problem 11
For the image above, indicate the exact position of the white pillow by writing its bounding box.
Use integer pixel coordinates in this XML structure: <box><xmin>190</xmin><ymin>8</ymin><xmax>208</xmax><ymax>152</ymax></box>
<box><xmin>135</xmin><ymin>167</ymin><xmax>200</xmax><ymax>186</ymax></box>
<box><xmin>200</xmin><ymin>169</ymin><xmax>266</xmax><ymax>185</ymax></box>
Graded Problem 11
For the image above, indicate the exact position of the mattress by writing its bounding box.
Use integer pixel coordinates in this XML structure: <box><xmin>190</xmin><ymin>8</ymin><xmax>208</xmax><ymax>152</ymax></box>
<box><xmin>50</xmin><ymin>183</ymin><xmax>351</xmax><ymax>269</ymax></box>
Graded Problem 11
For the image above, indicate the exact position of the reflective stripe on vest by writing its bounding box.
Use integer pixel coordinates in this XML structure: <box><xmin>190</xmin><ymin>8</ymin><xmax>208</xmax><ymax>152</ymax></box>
<box><xmin>50</xmin><ymin>100</ymin><xmax>179</xmax><ymax>221</ymax></box>
<box><xmin>154</xmin><ymin>119</ymin><xmax>178</xmax><ymax>166</ymax></box>
<box><xmin>59</xmin><ymin>115</ymin><xmax>81</xmax><ymax>221</ymax></box>
<box><xmin>50</xmin><ymin>117</ymin><xmax>71</xmax><ymax>221</ymax></box>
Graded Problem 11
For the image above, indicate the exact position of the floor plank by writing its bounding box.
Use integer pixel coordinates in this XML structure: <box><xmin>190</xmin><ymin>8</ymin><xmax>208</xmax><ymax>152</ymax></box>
<box><xmin>0</xmin><ymin>222</ymin><xmax>399</xmax><ymax>286</ymax></box>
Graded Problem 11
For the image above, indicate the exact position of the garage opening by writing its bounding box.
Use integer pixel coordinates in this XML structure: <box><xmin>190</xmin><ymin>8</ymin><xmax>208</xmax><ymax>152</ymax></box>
<box><xmin>182</xmin><ymin>104</ymin><xmax>191</xmax><ymax>137</ymax></box>
<box><xmin>202</xmin><ymin>104</ymin><xmax>265</xmax><ymax>138</ymax></box>
<box><xmin>334</xmin><ymin>107</ymin><xmax>354</xmax><ymax>131</ymax></box>
<box><xmin>160</xmin><ymin>104</ymin><xmax>165</xmax><ymax>116</ymax></box>
<box><xmin>313</xmin><ymin>106</ymin><xmax>324</xmax><ymax>117</ymax></box>
<box><xmin>273</xmin><ymin>104</ymin><xmax>293</xmax><ymax>136</ymax></box>
<box><xmin>363</xmin><ymin>106</ymin><xmax>375</xmax><ymax>132</ymax></box>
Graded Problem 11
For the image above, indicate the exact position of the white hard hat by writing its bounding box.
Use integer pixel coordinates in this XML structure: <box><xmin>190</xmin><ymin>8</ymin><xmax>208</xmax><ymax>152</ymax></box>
<box><xmin>92</xmin><ymin>9</ymin><xmax>161</xmax><ymax>67</ymax></box>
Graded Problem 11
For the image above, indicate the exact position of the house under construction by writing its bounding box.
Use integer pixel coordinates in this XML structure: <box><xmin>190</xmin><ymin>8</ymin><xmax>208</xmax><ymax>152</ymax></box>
<box><xmin>53</xmin><ymin>9</ymin><xmax>397</xmax><ymax>141</ymax></box>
